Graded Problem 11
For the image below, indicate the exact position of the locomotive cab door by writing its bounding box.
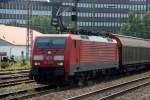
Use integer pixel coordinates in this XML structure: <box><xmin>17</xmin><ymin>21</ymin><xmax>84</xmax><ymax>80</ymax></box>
<box><xmin>69</xmin><ymin>39</ymin><xmax>80</xmax><ymax>76</ymax></box>
<box><xmin>72</xmin><ymin>40</ymin><xmax>80</xmax><ymax>64</ymax></box>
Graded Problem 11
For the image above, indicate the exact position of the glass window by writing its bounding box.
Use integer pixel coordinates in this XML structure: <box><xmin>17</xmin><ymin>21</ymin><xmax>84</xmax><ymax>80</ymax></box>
<box><xmin>89</xmin><ymin>22</ymin><xmax>92</xmax><ymax>26</ymax></box>
<box><xmin>86</xmin><ymin>22</ymin><xmax>88</xmax><ymax>26</ymax></box>
<box><xmin>95</xmin><ymin>22</ymin><xmax>98</xmax><ymax>26</ymax></box>
<box><xmin>86</xmin><ymin>13</ymin><xmax>89</xmax><ymax>17</ymax></box>
<box><xmin>79</xmin><ymin>22</ymin><xmax>82</xmax><ymax>26</ymax></box>
<box><xmin>36</xmin><ymin>38</ymin><xmax>66</xmax><ymax>49</ymax></box>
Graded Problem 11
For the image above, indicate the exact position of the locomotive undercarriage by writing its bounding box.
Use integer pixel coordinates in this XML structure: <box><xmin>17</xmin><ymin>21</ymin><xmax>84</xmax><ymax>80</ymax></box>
<box><xmin>29</xmin><ymin>66</ymin><xmax>66</xmax><ymax>83</ymax></box>
<box><xmin>29</xmin><ymin>66</ymin><xmax>118</xmax><ymax>84</ymax></box>
<box><xmin>29</xmin><ymin>63</ymin><xmax>150</xmax><ymax>85</ymax></box>
<box><xmin>71</xmin><ymin>63</ymin><xmax>150</xmax><ymax>85</ymax></box>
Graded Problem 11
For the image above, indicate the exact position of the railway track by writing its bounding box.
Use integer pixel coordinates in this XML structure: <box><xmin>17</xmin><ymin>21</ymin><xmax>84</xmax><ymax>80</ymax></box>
<box><xmin>0</xmin><ymin>70</ymin><xmax>29</xmax><ymax>75</ymax></box>
<box><xmin>0</xmin><ymin>78</ymin><xmax>34</xmax><ymax>88</ymax></box>
<box><xmin>9</xmin><ymin>85</ymin><xmax>56</xmax><ymax>100</ymax></box>
<box><xmin>0</xmin><ymin>84</ymin><xmax>50</xmax><ymax>100</ymax></box>
<box><xmin>0</xmin><ymin>70</ymin><xmax>29</xmax><ymax>80</ymax></box>
<box><xmin>0</xmin><ymin>74</ymin><xmax>29</xmax><ymax>80</ymax></box>
<box><xmin>0</xmin><ymin>84</ymin><xmax>73</xmax><ymax>100</ymax></box>
<box><xmin>0</xmin><ymin>69</ymin><xmax>34</xmax><ymax>89</ymax></box>
<box><xmin>67</xmin><ymin>75</ymin><xmax>150</xmax><ymax>100</ymax></box>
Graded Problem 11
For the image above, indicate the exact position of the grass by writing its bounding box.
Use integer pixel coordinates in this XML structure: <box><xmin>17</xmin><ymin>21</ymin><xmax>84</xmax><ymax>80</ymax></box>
<box><xmin>0</xmin><ymin>61</ymin><xmax>31</xmax><ymax>71</ymax></box>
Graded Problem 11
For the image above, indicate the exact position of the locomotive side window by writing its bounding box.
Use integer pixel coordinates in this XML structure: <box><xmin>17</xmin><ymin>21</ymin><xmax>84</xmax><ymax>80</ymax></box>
<box><xmin>73</xmin><ymin>40</ymin><xmax>77</xmax><ymax>48</ymax></box>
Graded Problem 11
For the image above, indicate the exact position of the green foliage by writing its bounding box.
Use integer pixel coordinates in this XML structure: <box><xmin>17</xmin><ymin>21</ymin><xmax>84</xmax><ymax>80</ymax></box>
<box><xmin>142</xmin><ymin>12</ymin><xmax>150</xmax><ymax>38</ymax></box>
<box><xmin>120</xmin><ymin>23</ymin><xmax>131</xmax><ymax>35</ymax></box>
<box><xmin>0</xmin><ymin>61</ymin><xmax>30</xmax><ymax>71</ymax></box>
<box><xmin>67</xmin><ymin>21</ymin><xmax>76</xmax><ymax>29</ymax></box>
<box><xmin>31</xmin><ymin>16</ymin><xmax>56</xmax><ymax>34</ymax></box>
<box><xmin>119</xmin><ymin>12</ymin><xmax>150</xmax><ymax>39</ymax></box>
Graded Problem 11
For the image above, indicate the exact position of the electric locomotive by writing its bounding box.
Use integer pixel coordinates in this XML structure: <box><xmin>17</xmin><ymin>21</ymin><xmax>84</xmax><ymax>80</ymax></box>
<box><xmin>30</xmin><ymin>33</ymin><xmax>150</xmax><ymax>82</ymax></box>
<box><xmin>29</xmin><ymin>34</ymin><xmax>119</xmax><ymax>81</ymax></box>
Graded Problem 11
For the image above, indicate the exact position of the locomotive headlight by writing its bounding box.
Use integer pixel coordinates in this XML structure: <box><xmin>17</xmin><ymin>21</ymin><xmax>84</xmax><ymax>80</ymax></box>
<box><xmin>48</xmin><ymin>51</ymin><xmax>52</xmax><ymax>55</ymax></box>
<box><xmin>34</xmin><ymin>62</ymin><xmax>40</xmax><ymax>66</ymax></box>
<box><xmin>34</xmin><ymin>62</ymin><xmax>38</xmax><ymax>66</ymax></box>
<box><xmin>33</xmin><ymin>55</ymin><xmax>43</xmax><ymax>60</ymax></box>
<box><xmin>54</xmin><ymin>55</ymin><xmax>64</xmax><ymax>61</ymax></box>
<box><xmin>38</xmin><ymin>62</ymin><xmax>40</xmax><ymax>65</ymax></box>
<box><xmin>57</xmin><ymin>62</ymin><xmax>64</xmax><ymax>66</ymax></box>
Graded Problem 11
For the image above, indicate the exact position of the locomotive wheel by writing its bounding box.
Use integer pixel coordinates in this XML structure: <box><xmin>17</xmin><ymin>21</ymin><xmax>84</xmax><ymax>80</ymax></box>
<box><xmin>87</xmin><ymin>81</ymin><xmax>94</xmax><ymax>86</ymax></box>
<box><xmin>32</xmin><ymin>75</ymin><xmax>43</xmax><ymax>83</ymax></box>
<box><xmin>29</xmin><ymin>70</ymin><xmax>34</xmax><ymax>80</ymax></box>
<box><xmin>29</xmin><ymin>74</ymin><xmax>34</xmax><ymax>80</ymax></box>
<box><xmin>76</xmin><ymin>73</ymin><xmax>86</xmax><ymax>87</ymax></box>
<box><xmin>78</xmin><ymin>80</ymin><xmax>84</xmax><ymax>87</ymax></box>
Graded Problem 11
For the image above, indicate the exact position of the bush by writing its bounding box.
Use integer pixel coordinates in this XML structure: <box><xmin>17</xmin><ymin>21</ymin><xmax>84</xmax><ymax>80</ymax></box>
<box><xmin>0</xmin><ymin>60</ymin><xmax>31</xmax><ymax>71</ymax></box>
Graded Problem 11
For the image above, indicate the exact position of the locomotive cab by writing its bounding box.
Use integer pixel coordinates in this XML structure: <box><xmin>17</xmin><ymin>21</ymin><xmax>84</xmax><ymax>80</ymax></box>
<box><xmin>30</xmin><ymin>35</ymin><xmax>69</xmax><ymax>81</ymax></box>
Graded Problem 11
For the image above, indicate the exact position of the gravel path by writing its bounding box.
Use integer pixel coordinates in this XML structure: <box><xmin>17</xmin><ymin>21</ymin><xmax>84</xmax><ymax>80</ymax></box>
<box><xmin>27</xmin><ymin>71</ymin><xmax>150</xmax><ymax>100</ymax></box>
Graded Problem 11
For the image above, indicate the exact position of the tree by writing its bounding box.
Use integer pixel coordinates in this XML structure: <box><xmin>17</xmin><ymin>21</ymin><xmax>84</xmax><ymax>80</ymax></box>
<box><xmin>120</xmin><ymin>23</ymin><xmax>131</xmax><ymax>36</ymax></box>
<box><xmin>119</xmin><ymin>12</ymin><xmax>145</xmax><ymax>38</ymax></box>
<box><xmin>31</xmin><ymin>16</ymin><xmax>55</xmax><ymax>34</ymax></box>
<box><xmin>142</xmin><ymin>12</ymin><xmax>150</xmax><ymax>38</ymax></box>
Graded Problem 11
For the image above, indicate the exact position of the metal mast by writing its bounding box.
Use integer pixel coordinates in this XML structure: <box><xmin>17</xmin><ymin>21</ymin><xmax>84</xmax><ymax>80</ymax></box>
<box><xmin>26</xmin><ymin>0</ymin><xmax>33</xmax><ymax>60</ymax></box>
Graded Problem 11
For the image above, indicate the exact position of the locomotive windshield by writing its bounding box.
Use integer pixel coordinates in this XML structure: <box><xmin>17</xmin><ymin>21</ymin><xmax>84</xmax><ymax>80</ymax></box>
<box><xmin>36</xmin><ymin>37</ymin><xmax>66</xmax><ymax>49</ymax></box>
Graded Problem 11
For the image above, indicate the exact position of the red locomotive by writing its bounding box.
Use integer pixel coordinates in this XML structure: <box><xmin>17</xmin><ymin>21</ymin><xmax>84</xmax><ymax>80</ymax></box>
<box><xmin>29</xmin><ymin>33</ymin><xmax>150</xmax><ymax>82</ymax></box>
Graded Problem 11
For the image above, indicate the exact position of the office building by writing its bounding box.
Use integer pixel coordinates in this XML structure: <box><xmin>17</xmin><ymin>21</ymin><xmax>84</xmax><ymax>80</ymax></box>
<box><xmin>0</xmin><ymin>0</ymin><xmax>149</xmax><ymax>32</ymax></box>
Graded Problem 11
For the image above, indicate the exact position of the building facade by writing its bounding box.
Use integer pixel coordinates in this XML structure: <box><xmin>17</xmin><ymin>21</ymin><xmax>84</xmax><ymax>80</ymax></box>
<box><xmin>0</xmin><ymin>25</ymin><xmax>42</xmax><ymax>59</ymax></box>
<box><xmin>0</xmin><ymin>0</ymin><xmax>150</xmax><ymax>33</ymax></box>
<box><xmin>61</xmin><ymin>0</ymin><xmax>150</xmax><ymax>32</ymax></box>
<box><xmin>0</xmin><ymin>0</ymin><xmax>51</xmax><ymax>26</ymax></box>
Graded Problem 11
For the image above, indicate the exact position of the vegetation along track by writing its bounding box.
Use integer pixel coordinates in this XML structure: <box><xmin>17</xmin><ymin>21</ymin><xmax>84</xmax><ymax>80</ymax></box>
<box><xmin>67</xmin><ymin>75</ymin><xmax>150</xmax><ymax>100</ymax></box>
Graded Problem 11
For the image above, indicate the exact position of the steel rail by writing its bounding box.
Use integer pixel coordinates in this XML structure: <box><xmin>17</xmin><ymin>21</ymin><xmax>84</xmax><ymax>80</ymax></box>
<box><xmin>10</xmin><ymin>87</ymin><xmax>58</xmax><ymax>100</ymax></box>
<box><xmin>10</xmin><ymin>85</ymin><xmax>78</xmax><ymax>100</ymax></box>
<box><xmin>98</xmin><ymin>81</ymin><xmax>150</xmax><ymax>100</ymax></box>
<box><xmin>0</xmin><ymin>84</ymin><xmax>49</xmax><ymax>99</ymax></box>
<box><xmin>0</xmin><ymin>79</ymin><xmax>34</xmax><ymax>88</ymax></box>
<box><xmin>0</xmin><ymin>74</ymin><xmax>28</xmax><ymax>80</ymax></box>
<box><xmin>66</xmin><ymin>75</ymin><xmax>150</xmax><ymax>100</ymax></box>
<box><xmin>0</xmin><ymin>70</ymin><xmax>30</xmax><ymax>75</ymax></box>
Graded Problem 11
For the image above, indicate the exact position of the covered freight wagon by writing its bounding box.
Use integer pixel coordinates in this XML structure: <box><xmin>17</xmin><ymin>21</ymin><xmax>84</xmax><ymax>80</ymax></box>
<box><xmin>112</xmin><ymin>34</ymin><xmax>150</xmax><ymax>67</ymax></box>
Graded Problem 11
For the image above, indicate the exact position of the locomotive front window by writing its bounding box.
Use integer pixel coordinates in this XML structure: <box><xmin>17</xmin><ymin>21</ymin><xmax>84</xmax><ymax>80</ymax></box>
<box><xmin>36</xmin><ymin>38</ymin><xmax>66</xmax><ymax>49</ymax></box>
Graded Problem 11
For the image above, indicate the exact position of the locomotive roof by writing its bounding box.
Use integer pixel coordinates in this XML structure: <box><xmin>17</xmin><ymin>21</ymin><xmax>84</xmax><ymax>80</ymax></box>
<box><xmin>36</xmin><ymin>34</ymin><xmax>117</xmax><ymax>43</ymax></box>
<box><xmin>71</xmin><ymin>34</ymin><xmax>117</xmax><ymax>43</ymax></box>
<box><xmin>36</xmin><ymin>34</ymin><xmax>70</xmax><ymax>37</ymax></box>
<box><xmin>115</xmin><ymin>34</ymin><xmax>150</xmax><ymax>48</ymax></box>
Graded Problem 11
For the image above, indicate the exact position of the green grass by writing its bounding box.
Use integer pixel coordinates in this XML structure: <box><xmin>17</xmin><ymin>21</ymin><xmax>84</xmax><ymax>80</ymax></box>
<box><xmin>0</xmin><ymin>61</ymin><xmax>31</xmax><ymax>71</ymax></box>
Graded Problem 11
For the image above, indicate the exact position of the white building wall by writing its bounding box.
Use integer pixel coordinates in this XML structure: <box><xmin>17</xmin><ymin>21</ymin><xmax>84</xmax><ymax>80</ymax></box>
<box><xmin>0</xmin><ymin>45</ymin><xmax>27</xmax><ymax>60</ymax></box>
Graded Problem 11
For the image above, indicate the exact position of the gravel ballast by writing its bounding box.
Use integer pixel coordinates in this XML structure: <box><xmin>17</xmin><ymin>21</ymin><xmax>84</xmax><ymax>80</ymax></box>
<box><xmin>113</xmin><ymin>84</ymin><xmax>150</xmax><ymax>100</ymax></box>
<box><xmin>27</xmin><ymin>71</ymin><xmax>150</xmax><ymax>100</ymax></box>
